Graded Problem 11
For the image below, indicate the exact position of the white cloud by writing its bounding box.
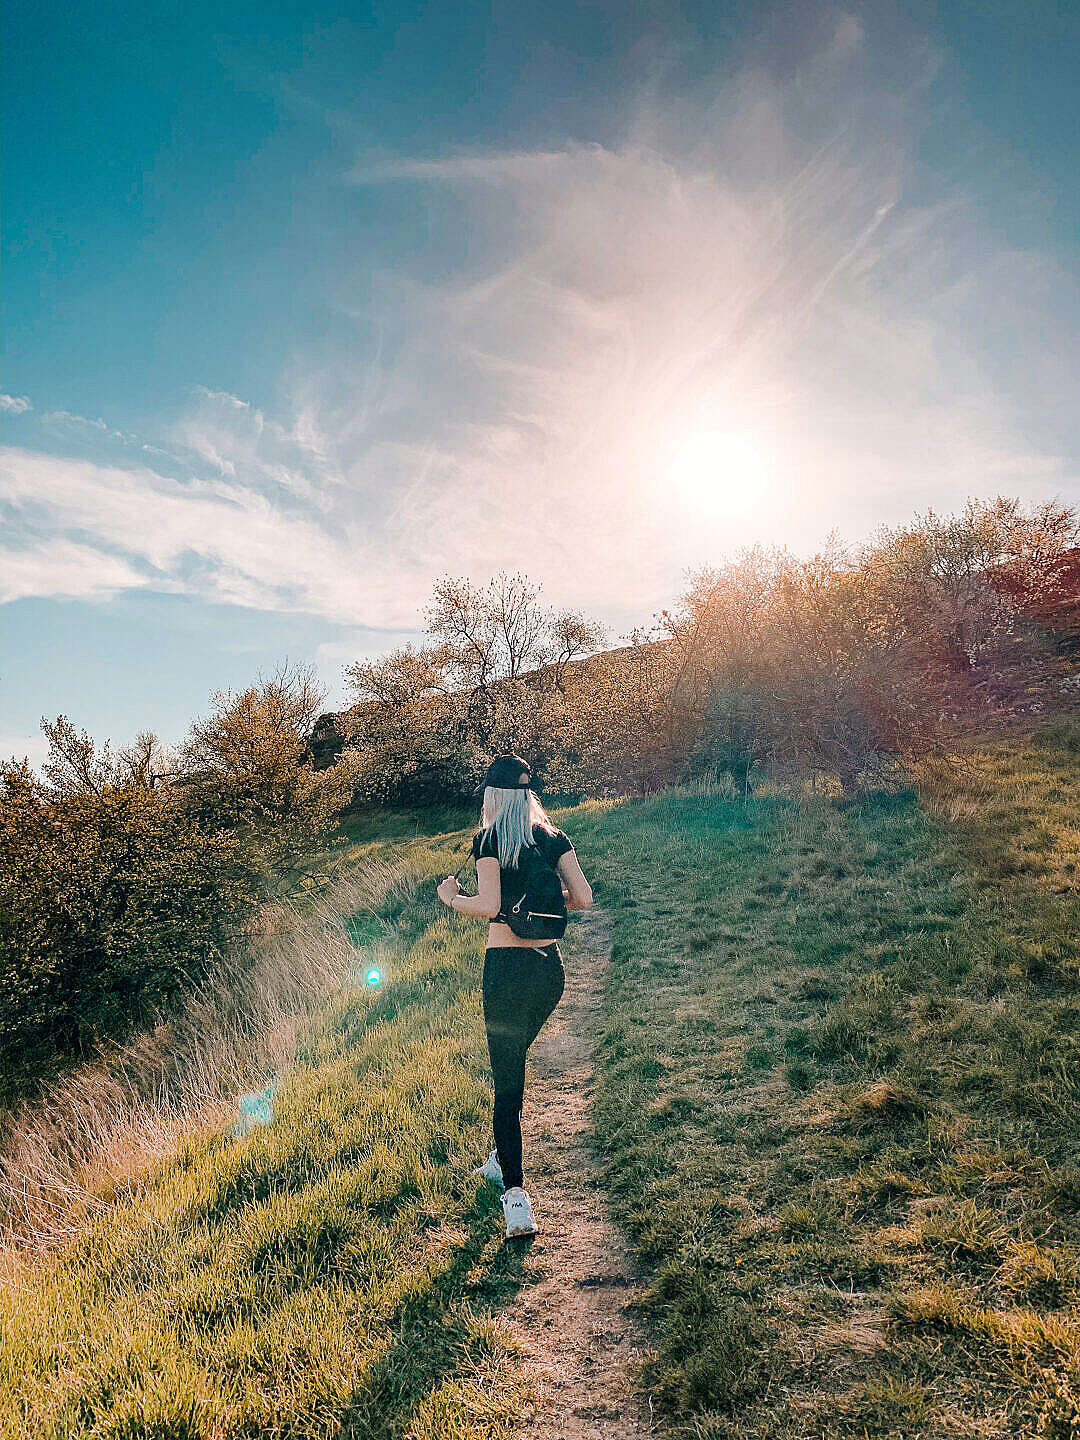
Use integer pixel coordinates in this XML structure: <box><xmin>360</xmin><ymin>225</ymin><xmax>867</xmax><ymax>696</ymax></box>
<box><xmin>193</xmin><ymin>386</ymin><xmax>251</xmax><ymax>410</ymax></box>
<box><xmin>348</xmin><ymin>144</ymin><xmax>602</xmax><ymax>186</ymax></box>
<box><xmin>0</xmin><ymin>536</ymin><xmax>147</xmax><ymax>603</ymax></box>
<box><xmin>0</xmin><ymin>448</ymin><xmax>427</xmax><ymax>626</ymax></box>
<box><xmin>0</xmin><ymin>394</ymin><xmax>31</xmax><ymax>415</ymax></box>
<box><xmin>41</xmin><ymin>409</ymin><xmax>139</xmax><ymax>446</ymax></box>
<box><xmin>171</xmin><ymin>384</ymin><xmax>338</xmax><ymax>498</ymax></box>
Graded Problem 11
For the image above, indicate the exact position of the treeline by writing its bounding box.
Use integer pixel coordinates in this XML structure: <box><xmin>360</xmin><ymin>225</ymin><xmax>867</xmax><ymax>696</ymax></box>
<box><xmin>321</xmin><ymin>495</ymin><xmax>1079</xmax><ymax>802</ymax></box>
<box><xmin>2</xmin><ymin>495</ymin><xmax>1075</xmax><ymax>1107</ymax></box>
<box><xmin>0</xmin><ymin>666</ymin><xmax>360</xmax><ymax>1107</ymax></box>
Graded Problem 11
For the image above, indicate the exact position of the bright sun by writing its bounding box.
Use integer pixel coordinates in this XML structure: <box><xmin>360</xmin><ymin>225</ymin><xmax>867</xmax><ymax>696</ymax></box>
<box><xmin>667</xmin><ymin>430</ymin><xmax>771</xmax><ymax>519</ymax></box>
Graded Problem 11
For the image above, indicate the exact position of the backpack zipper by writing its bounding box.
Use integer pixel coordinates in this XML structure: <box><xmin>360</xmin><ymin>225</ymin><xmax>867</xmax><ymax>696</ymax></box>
<box><xmin>509</xmin><ymin>892</ymin><xmax>562</xmax><ymax>921</ymax></box>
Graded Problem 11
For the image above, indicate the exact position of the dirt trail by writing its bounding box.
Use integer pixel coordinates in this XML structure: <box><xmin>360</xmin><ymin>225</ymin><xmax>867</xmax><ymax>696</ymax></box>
<box><xmin>499</xmin><ymin>907</ymin><xmax>657</xmax><ymax>1439</ymax></box>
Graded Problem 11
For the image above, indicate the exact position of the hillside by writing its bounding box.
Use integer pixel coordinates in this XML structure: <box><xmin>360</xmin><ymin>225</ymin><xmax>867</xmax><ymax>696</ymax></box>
<box><xmin>307</xmin><ymin>641</ymin><xmax>656</xmax><ymax>772</ymax></box>
<box><xmin>308</xmin><ymin>567</ymin><xmax>1080</xmax><ymax>784</ymax></box>
<box><xmin>1</xmin><ymin>717</ymin><xmax>1079</xmax><ymax>1438</ymax></box>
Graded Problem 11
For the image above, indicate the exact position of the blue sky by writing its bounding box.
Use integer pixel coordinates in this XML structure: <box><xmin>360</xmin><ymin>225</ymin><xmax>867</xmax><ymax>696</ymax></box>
<box><xmin>3</xmin><ymin>1</ymin><xmax>1079</xmax><ymax>766</ymax></box>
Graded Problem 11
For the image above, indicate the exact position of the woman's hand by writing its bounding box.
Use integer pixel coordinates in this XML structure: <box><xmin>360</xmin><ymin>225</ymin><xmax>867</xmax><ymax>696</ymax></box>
<box><xmin>437</xmin><ymin>875</ymin><xmax>461</xmax><ymax>907</ymax></box>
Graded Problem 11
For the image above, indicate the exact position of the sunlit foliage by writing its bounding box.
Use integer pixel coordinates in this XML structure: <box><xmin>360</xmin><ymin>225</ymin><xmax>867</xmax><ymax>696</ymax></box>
<box><xmin>0</xmin><ymin>665</ymin><xmax>360</xmax><ymax>1104</ymax></box>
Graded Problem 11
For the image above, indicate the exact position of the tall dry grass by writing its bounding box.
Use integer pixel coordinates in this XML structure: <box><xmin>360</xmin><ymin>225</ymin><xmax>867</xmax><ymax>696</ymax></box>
<box><xmin>0</xmin><ymin>849</ymin><xmax>429</xmax><ymax>1277</ymax></box>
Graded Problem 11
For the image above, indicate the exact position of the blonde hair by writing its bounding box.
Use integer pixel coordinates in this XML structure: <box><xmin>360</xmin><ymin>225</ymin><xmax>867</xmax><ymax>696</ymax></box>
<box><xmin>480</xmin><ymin>784</ymin><xmax>557</xmax><ymax>868</ymax></box>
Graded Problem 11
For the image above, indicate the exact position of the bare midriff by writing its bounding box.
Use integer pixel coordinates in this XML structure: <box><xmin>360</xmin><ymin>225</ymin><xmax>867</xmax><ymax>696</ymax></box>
<box><xmin>485</xmin><ymin>919</ymin><xmax>555</xmax><ymax>949</ymax></box>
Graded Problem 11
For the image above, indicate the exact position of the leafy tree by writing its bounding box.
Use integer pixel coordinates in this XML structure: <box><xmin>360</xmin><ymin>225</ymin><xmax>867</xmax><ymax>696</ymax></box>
<box><xmin>337</xmin><ymin>573</ymin><xmax>606</xmax><ymax>804</ymax></box>
<box><xmin>857</xmin><ymin>496</ymin><xmax>1072</xmax><ymax>671</ymax></box>
<box><xmin>547</xmin><ymin>608</ymin><xmax>609</xmax><ymax>689</ymax></box>
<box><xmin>986</xmin><ymin>499</ymin><xmax>1080</xmax><ymax>643</ymax></box>
<box><xmin>664</xmin><ymin>498</ymin><xmax>1078</xmax><ymax>793</ymax></box>
<box><xmin>664</xmin><ymin>544</ymin><xmax>925</xmax><ymax>793</ymax></box>
<box><xmin>344</xmin><ymin>643</ymin><xmax>450</xmax><ymax>708</ymax></box>
<box><xmin>175</xmin><ymin>662</ymin><xmax>360</xmax><ymax>881</ymax></box>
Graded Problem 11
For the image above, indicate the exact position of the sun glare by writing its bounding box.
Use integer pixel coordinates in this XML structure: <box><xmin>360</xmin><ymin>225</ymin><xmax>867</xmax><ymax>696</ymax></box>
<box><xmin>667</xmin><ymin>430</ymin><xmax>771</xmax><ymax>519</ymax></box>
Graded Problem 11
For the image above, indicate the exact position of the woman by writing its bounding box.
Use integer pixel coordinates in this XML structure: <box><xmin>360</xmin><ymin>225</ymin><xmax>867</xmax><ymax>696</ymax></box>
<box><xmin>436</xmin><ymin>752</ymin><xmax>593</xmax><ymax>1238</ymax></box>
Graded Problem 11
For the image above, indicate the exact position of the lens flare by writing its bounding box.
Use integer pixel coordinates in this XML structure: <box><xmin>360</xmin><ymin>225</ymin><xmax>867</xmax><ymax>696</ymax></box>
<box><xmin>365</xmin><ymin>967</ymin><xmax>382</xmax><ymax>986</ymax></box>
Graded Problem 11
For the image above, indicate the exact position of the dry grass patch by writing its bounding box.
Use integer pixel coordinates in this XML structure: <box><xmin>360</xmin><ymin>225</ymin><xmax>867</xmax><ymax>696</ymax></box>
<box><xmin>0</xmin><ymin>850</ymin><xmax>430</xmax><ymax>1269</ymax></box>
<box><xmin>0</xmin><ymin>828</ymin><xmax>541</xmax><ymax>1440</ymax></box>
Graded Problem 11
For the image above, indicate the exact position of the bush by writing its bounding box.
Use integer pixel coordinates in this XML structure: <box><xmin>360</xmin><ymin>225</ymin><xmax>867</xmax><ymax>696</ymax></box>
<box><xmin>175</xmin><ymin>663</ymin><xmax>361</xmax><ymax>879</ymax></box>
<box><xmin>0</xmin><ymin>667</ymin><xmax>360</xmax><ymax>1105</ymax></box>
<box><xmin>665</xmin><ymin>545</ymin><xmax>913</xmax><ymax>793</ymax></box>
<box><xmin>544</xmin><ymin>634</ymin><xmax>688</xmax><ymax>797</ymax></box>
<box><xmin>0</xmin><ymin>765</ymin><xmax>254</xmax><ymax>1103</ymax></box>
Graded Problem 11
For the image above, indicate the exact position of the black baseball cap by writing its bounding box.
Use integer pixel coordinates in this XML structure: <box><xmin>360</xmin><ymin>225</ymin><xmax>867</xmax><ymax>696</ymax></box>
<box><xmin>473</xmin><ymin>753</ymin><xmax>533</xmax><ymax>795</ymax></box>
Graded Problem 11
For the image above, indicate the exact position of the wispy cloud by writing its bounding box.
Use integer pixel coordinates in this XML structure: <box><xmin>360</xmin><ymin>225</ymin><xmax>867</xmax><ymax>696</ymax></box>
<box><xmin>0</xmin><ymin>535</ymin><xmax>147</xmax><ymax>603</ymax></box>
<box><xmin>348</xmin><ymin>144</ymin><xmax>601</xmax><ymax>186</ymax></box>
<box><xmin>38</xmin><ymin>407</ymin><xmax>186</xmax><ymax>465</ymax></box>
<box><xmin>170</xmin><ymin>385</ymin><xmax>337</xmax><ymax>498</ymax></box>
<box><xmin>0</xmin><ymin>448</ymin><xmax>422</xmax><ymax>625</ymax></box>
<box><xmin>3</xmin><ymin>13</ymin><xmax>1078</xmax><ymax>633</ymax></box>
<box><xmin>0</xmin><ymin>394</ymin><xmax>32</xmax><ymax>415</ymax></box>
<box><xmin>41</xmin><ymin>409</ymin><xmax>140</xmax><ymax>447</ymax></box>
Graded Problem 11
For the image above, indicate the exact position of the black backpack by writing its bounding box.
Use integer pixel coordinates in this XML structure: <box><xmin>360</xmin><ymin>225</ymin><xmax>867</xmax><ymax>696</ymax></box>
<box><xmin>499</xmin><ymin>841</ymin><xmax>568</xmax><ymax>941</ymax></box>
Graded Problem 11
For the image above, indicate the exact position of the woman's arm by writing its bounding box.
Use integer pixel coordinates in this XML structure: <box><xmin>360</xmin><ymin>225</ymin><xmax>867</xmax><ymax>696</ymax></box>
<box><xmin>556</xmin><ymin>850</ymin><xmax>593</xmax><ymax>909</ymax></box>
<box><xmin>437</xmin><ymin>856</ymin><xmax>502</xmax><ymax>919</ymax></box>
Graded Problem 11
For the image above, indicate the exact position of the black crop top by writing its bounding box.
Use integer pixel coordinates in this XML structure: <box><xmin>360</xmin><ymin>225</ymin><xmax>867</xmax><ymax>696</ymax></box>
<box><xmin>471</xmin><ymin>824</ymin><xmax>575</xmax><ymax>903</ymax></box>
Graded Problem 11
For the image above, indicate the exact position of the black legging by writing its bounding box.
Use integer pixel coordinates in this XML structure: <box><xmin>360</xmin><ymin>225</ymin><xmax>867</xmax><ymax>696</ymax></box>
<box><xmin>482</xmin><ymin>943</ymin><xmax>565</xmax><ymax>1191</ymax></box>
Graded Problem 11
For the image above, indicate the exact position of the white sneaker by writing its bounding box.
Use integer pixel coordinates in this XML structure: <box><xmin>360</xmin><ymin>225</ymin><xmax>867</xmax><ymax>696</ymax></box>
<box><xmin>501</xmin><ymin>1186</ymin><xmax>538</xmax><ymax>1238</ymax></box>
<box><xmin>474</xmin><ymin>1149</ymin><xmax>504</xmax><ymax>1190</ymax></box>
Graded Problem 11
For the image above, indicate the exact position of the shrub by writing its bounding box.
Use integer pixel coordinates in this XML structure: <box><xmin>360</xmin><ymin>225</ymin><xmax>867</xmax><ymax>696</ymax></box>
<box><xmin>0</xmin><ymin>666</ymin><xmax>359</xmax><ymax>1105</ymax></box>
<box><xmin>661</xmin><ymin>543</ymin><xmax>922</xmax><ymax>794</ymax></box>
<box><xmin>0</xmin><ymin>764</ymin><xmax>253</xmax><ymax>1103</ymax></box>
<box><xmin>175</xmin><ymin>663</ymin><xmax>361</xmax><ymax>880</ymax></box>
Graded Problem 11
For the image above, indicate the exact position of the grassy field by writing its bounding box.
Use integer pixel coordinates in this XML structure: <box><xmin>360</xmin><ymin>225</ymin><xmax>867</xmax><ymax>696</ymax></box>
<box><xmin>0</xmin><ymin>831</ymin><xmax>538</xmax><ymax>1440</ymax></box>
<box><xmin>568</xmin><ymin>714</ymin><xmax>1080</xmax><ymax>1437</ymax></box>
<box><xmin>2</xmin><ymin>719</ymin><xmax>1078</xmax><ymax>1438</ymax></box>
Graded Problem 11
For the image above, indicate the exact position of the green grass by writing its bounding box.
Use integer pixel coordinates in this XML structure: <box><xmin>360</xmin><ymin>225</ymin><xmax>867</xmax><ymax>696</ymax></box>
<box><xmin>332</xmin><ymin>804</ymin><xmax>480</xmax><ymax>851</ymax></box>
<box><xmin>4</xmin><ymin>723</ymin><xmax>1079</xmax><ymax>1437</ymax></box>
<box><xmin>564</xmin><ymin>717</ymin><xmax>1080</xmax><ymax>1437</ymax></box>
